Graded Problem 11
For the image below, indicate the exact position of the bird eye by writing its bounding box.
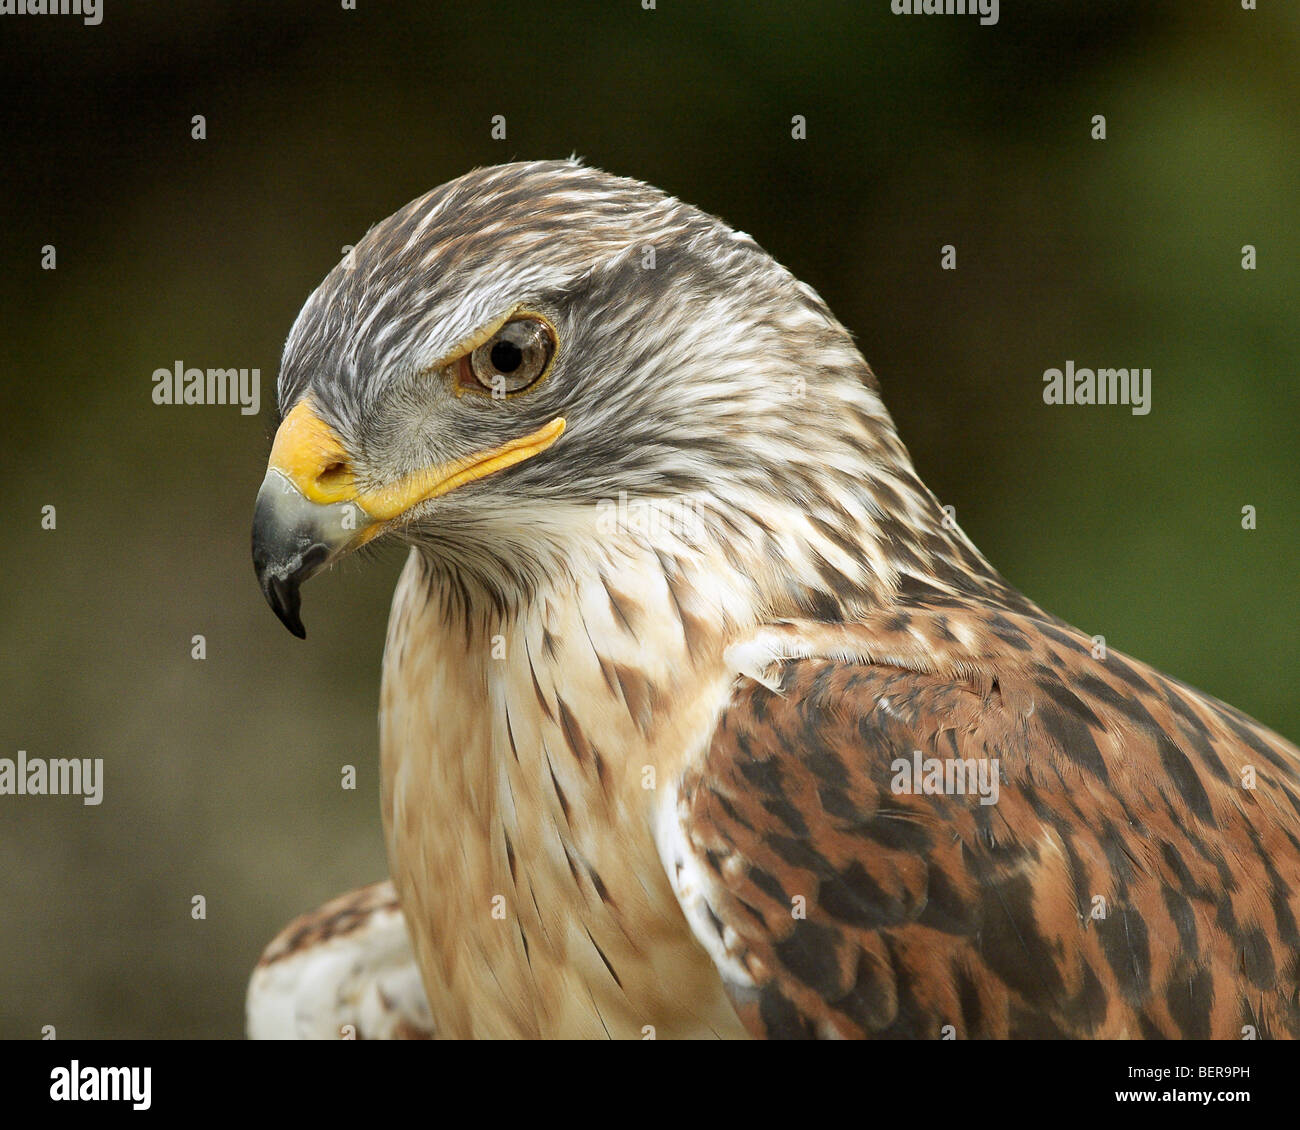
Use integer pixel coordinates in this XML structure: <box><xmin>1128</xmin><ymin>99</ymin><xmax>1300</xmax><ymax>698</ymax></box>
<box><xmin>462</xmin><ymin>316</ymin><xmax>555</xmax><ymax>394</ymax></box>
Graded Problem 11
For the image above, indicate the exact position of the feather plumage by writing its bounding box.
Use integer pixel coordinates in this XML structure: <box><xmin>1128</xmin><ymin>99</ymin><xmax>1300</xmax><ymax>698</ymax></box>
<box><xmin>250</xmin><ymin>161</ymin><xmax>1299</xmax><ymax>1039</ymax></box>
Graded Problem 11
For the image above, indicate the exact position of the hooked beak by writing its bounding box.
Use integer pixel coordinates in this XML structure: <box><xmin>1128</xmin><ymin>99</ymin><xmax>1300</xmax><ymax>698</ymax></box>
<box><xmin>251</xmin><ymin>469</ymin><xmax>369</xmax><ymax>638</ymax></box>
<box><xmin>251</xmin><ymin>399</ymin><xmax>378</xmax><ymax>638</ymax></box>
<box><xmin>251</xmin><ymin>398</ymin><xmax>565</xmax><ymax>638</ymax></box>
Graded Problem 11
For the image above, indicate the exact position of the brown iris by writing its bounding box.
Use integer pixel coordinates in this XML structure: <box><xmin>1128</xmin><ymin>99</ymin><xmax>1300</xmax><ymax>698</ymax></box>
<box><xmin>459</xmin><ymin>315</ymin><xmax>556</xmax><ymax>395</ymax></box>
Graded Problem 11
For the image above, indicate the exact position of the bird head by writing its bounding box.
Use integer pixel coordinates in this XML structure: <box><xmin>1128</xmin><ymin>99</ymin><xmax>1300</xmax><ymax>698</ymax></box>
<box><xmin>252</xmin><ymin>159</ymin><xmax>953</xmax><ymax>638</ymax></box>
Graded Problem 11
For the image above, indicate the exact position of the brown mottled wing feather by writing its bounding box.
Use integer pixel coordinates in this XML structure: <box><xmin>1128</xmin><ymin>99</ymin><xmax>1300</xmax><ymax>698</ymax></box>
<box><xmin>675</xmin><ymin>613</ymin><xmax>1300</xmax><ymax>1039</ymax></box>
<box><xmin>247</xmin><ymin>881</ymin><xmax>435</xmax><ymax>1039</ymax></box>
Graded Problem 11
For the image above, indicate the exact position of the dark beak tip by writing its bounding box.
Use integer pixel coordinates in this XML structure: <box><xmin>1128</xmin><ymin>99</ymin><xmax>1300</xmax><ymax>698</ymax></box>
<box><xmin>252</xmin><ymin>477</ymin><xmax>344</xmax><ymax>641</ymax></box>
<box><xmin>282</xmin><ymin>611</ymin><xmax>308</xmax><ymax>641</ymax></box>
<box><xmin>257</xmin><ymin>570</ymin><xmax>308</xmax><ymax>640</ymax></box>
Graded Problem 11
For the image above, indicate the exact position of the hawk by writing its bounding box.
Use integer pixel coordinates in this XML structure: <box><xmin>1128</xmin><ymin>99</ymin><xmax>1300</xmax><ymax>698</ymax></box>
<box><xmin>249</xmin><ymin>159</ymin><xmax>1300</xmax><ymax>1039</ymax></box>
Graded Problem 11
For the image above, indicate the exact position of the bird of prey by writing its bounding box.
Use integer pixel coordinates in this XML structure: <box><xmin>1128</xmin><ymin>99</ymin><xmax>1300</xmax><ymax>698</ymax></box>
<box><xmin>249</xmin><ymin>159</ymin><xmax>1300</xmax><ymax>1040</ymax></box>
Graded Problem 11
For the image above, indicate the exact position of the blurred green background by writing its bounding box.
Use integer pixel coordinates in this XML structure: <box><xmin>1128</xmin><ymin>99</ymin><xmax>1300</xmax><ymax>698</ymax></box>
<box><xmin>1</xmin><ymin>0</ymin><xmax>1296</xmax><ymax>1038</ymax></box>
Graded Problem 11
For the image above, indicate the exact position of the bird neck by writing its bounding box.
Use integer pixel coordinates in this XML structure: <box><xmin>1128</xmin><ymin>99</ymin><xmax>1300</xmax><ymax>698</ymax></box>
<box><xmin>620</xmin><ymin>447</ymin><xmax>1037</xmax><ymax>628</ymax></box>
<box><xmin>377</xmin><ymin>540</ymin><xmax>755</xmax><ymax>1036</ymax></box>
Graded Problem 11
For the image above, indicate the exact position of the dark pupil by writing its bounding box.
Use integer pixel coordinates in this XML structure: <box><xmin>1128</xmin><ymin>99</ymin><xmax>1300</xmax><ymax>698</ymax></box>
<box><xmin>490</xmin><ymin>339</ymin><xmax>523</xmax><ymax>373</ymax></box>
